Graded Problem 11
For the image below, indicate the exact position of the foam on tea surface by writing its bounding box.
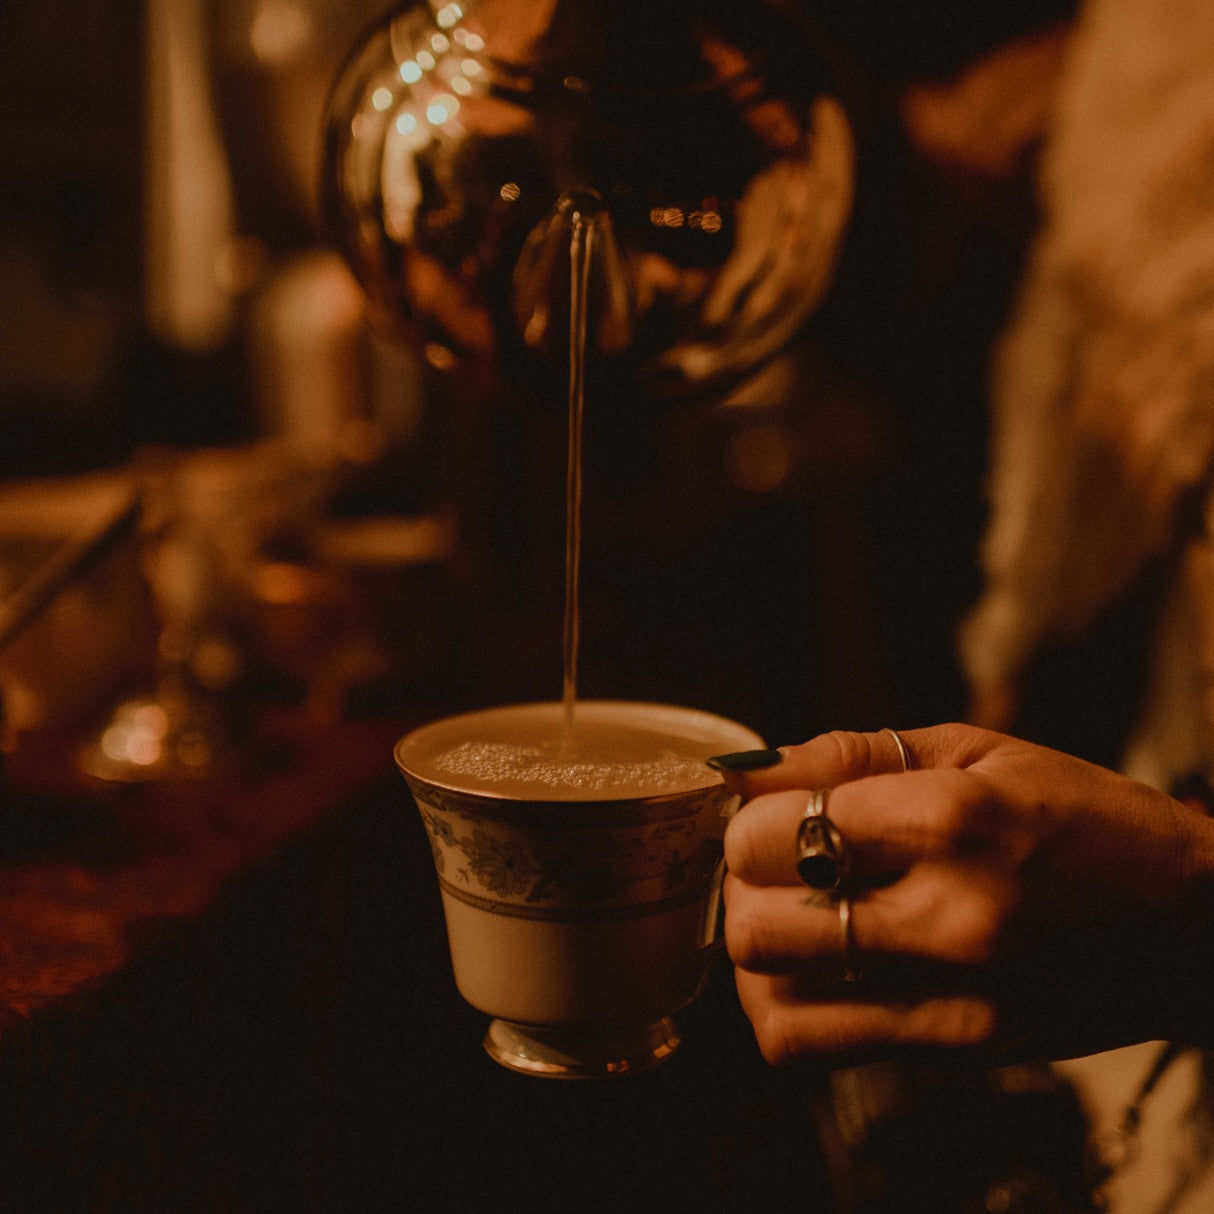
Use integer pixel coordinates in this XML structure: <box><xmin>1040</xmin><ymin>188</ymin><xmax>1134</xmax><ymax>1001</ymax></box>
<box><xmin>430</xmin><ymin>736</ymin><xmax>710</xmax><ymax>799</ymax></box>
<box><xmin>398</xmin><ymin>701</ymin><xmax>754</xmax><ymax>801</ymax></box>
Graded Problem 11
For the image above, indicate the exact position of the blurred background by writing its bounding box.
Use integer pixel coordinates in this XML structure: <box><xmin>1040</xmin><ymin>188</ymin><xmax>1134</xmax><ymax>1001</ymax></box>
<box><xmin>0</xmin><ymin>0</ymin><xmax>1088</xmax><ymax>759</ymax></box>
<box><xmin>4</xmin><ymin>4</ymin><xmax>1134</xmax><ymax>1213</ymax></box>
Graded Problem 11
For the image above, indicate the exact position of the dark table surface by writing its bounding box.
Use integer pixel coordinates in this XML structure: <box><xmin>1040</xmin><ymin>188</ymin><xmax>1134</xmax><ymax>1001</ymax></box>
<box><xmin>0</xmin><ymin>708</ymin><xmax>828</xmax><ymax>1213</ymax></box>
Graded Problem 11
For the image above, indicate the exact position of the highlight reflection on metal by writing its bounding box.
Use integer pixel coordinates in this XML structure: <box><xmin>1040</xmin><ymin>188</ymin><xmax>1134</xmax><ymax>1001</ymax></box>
<box><xmin>322</xmin><ymin>0</ymin><xmax>854</xmax><ymax>399</ymax></box>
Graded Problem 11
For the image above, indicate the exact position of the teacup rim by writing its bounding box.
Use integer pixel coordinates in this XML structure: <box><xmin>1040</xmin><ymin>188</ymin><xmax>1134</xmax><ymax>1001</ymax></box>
<box><xmin>394</xmin><ymin>698</ymin><xmax>764</xmax><ymax>804</ymax></box>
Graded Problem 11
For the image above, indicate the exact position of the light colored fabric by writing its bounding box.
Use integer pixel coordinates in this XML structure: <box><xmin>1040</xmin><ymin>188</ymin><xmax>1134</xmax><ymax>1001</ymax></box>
<box><xmin>1057</xmin><ymin>1044</ymin><xmax>1214</xmax><ymax>1214</ymax></box>
<box><xmin>959</xmin><ymin>0</ymin><xmax>1214</xmax><ymax>743</ymax></box>
<box><xmin>958</xmin><ymin>1</ymin><xmax>1214</xmax><ymax>1208</ymax></box>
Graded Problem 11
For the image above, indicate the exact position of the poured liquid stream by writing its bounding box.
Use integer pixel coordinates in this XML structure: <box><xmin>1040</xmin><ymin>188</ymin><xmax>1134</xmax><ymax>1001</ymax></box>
<box><xmin>562</xmin><ymin>207</ymin><xmax>592</xmax><ymax>733</ymax></box>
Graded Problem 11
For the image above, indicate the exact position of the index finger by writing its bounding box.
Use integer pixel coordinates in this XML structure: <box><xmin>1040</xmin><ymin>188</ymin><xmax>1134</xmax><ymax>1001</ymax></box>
<box><xmin>710</xmin><ymin>728</ymin><xmax>917</xmax><ymax>798</ymax></box>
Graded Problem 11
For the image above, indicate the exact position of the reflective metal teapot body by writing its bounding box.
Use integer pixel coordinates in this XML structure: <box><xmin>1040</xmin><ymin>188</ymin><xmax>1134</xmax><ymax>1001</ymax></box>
<box><xmin>322</xmin><ymin>0</ymin><xmax>854</xmax><ymax>405</ymax></box>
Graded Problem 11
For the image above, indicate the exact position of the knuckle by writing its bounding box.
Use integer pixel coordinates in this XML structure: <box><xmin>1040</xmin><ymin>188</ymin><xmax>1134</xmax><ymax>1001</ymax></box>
<box><xmin>932</xmin><ymin>778</ymin><xmax>983</xmax><ymax>840</ymax></box>
<box><xmin>895</xmin><ymin>996</ymin><xmax>998</xmax><ymax>1049</ymax></box>
<box><xmin>734</xmin><ymin>971</ymin><xmax>801</xmax><ymax>1066</ymax></box>
<box><xmin>934</xmin><ymin>998</ymin><xmax>999</xmax><ymax>1047</ymax></box>
<box><xmin>818</xmin><ymin>730</ymin><xmax>877</xmax><ymax>781</ymax></box>
<box><xmin>752</xmin><ymin>1008</ymin><xmax>800</xmax><ymax>1068</ymax></box>
<box><xmin>938</xmin><ymin>886</ymin><xmax>1010</xmax><ymax>964</ymax></box>
<box><xmin>923</xmin><ymin>770</ymin><xmax>1000</xmax><ymax>851</ymax></box>
<box><xmin>722</xmin><ymin>811</ymin><xmax>760</xmax><ymax>876</ymax></box>
<box><xmin>723</xmin><ymin>896</ymin><xmax>776</xmax><ymax>971</ymax></box>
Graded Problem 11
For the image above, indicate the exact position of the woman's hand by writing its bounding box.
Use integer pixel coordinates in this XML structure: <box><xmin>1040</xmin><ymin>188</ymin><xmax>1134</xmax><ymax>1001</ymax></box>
<box><xmin>717</xmin><ymin>724</ymin><xmax>1214</xmax><ymax>1066</ymax></box>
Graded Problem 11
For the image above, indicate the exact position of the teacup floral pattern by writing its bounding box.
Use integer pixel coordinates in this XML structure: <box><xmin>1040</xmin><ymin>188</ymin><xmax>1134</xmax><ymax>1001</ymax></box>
<box><xmin>410</xmin><ymin>782</ymin><xmax>736</xmax><ymax>918</ymax></box>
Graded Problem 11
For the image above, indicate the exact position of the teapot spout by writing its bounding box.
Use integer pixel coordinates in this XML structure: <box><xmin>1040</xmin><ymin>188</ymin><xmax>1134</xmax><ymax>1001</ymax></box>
<box><xmin>512</xmin><ymin>190</ymin><xmax>635</xmax><ymax>357</ymax></box>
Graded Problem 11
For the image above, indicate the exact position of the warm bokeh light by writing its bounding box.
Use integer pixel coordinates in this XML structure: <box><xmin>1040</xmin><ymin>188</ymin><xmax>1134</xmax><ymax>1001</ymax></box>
<box><xmin>249</xmin><ymin>0</ymin><xmax>314</xmax><ymax>66</ymax></box>
<box><xmin>100</xmin><ymin>701</ymin><xmax>170</xmax><ymax>767</ymax></box>
<box><xmin>424</xmin><ymin>342</ymin><xmax>458</xmax><ymax>371</ymax></box>
<box><xmin>426</xmin><ymin>95</ymin><xmax>459</xmax><ymax>125</ymax></box>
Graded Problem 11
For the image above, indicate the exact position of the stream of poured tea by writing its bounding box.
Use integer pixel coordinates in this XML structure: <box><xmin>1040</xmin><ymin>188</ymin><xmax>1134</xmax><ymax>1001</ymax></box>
<box><xmin>401</xmin><ymin>209</ymin><xmax>759</xmax><ymax>796</ymax></box>
<box><xmin>561</xmin><ymin>209</ymin><xmax>593</xmax><ymax>733</ymax></box>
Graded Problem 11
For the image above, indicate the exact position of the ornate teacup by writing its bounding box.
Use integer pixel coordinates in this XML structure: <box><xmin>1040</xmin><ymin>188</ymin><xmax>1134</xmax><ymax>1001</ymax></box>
<box><xmin>395</xmin><ymin>700</ymin><xmax>763</xmax><ymax>1078</ymax></box>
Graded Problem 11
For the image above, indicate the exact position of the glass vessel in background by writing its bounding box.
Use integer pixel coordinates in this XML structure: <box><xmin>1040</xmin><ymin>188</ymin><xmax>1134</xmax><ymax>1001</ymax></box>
<box><xmin>79</xmin><ymin>445</ymin><xmax>326</xmax><ymax>781</ymax></box>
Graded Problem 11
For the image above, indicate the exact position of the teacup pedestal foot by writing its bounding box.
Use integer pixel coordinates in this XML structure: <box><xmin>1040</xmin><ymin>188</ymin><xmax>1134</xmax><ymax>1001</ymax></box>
<box><xmin>483</xmin><ymin>1016</ymin><xmax>682</xmax><ymax>1078</ymax></box>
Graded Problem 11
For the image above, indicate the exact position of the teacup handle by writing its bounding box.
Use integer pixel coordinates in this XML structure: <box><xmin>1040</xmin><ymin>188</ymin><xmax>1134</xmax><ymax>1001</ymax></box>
<box><xmin>682</xmin><ymin>786</ymin><xmax>747</xmax><ymax>991</ymax></box>
<box><xmin>680</xmin><ymin>855</ymin><xmax>731</xmax><ymax>998</ymax></box>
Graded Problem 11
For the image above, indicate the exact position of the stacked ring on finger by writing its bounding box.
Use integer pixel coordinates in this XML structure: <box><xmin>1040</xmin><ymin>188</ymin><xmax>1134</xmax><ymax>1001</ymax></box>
<box><xmin>794</xmin><ymin>791</ymin><xmax>858</xmax><ymax>978</ymax></box>
<box><xmin>883</xmin><ymin>726</ymin><xmax>912</xmax><ymax>772</ymax></box>
<box><xmin>794</xmin><ymin>730</ymin><xmax>910</xmax><ymax>894</ymax></box>
<box><xmin>838</xmin><ymin>894</ymin><xmax>860</xmax><ymax>982</ymax></box>
<box><xmin>792</xmin><ymin>729</ymin><xmax>913</xmax><ymax>978</ymax></box>
<box><xmin>795</xmin><ymin>789</ymin><xmax>849</xmax><ymax>892</ymax></box>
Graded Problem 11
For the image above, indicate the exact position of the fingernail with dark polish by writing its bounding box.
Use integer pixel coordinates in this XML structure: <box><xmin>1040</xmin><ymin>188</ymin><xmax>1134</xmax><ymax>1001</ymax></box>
<box><xmin>706</xmin><ymin>748</ymin><xmax>783</xmax><ymax>773</ymax></box>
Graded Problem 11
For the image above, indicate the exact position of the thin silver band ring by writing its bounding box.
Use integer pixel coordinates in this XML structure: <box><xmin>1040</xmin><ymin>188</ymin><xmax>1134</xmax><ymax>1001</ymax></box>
<box><xmin>883</xmin><ymin>727</ymin><xmax>912</xmax><ymax>772</ymax></box>
<box><xmin>839</xmin><ymin>895</ymin><xmax>860</xmax><ymax>982</ymax></box>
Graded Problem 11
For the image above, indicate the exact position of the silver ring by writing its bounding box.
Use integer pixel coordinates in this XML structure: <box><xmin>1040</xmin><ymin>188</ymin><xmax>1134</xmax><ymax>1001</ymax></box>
<box><xmin>839</xmin><ymin>895</ymin><xmax>860</xmax><ymax>982</ymax></box>
<box><xmin>883</xmin><ymin>727</ymin><xmax>912</xmax><ymax>772</ymax></box>
<box><xmin>795</xmin><ymin>789</ymin><xmax>849</xmax><ymax>891</ymax></box>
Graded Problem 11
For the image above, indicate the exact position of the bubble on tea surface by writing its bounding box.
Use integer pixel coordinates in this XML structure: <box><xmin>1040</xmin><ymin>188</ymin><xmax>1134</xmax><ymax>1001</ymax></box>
<box><xmin>431</xmin><ymin>741</ymin><xmax>713</xmax><ymax>798</ymax></box>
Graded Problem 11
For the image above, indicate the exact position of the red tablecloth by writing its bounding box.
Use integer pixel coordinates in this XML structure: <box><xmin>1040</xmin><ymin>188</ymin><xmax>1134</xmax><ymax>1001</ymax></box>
<box><xmin>0</xmin><ymin>710</ymin><xmax>410</xmax><ymax>1027</ymax></box>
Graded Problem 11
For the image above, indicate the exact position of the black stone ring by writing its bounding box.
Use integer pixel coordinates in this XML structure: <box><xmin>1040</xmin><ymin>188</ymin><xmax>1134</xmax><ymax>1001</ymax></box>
<box><xmin>795</xmin><ymin>789</ymin><xmax>849</xmax><ymax>892</ymax></box>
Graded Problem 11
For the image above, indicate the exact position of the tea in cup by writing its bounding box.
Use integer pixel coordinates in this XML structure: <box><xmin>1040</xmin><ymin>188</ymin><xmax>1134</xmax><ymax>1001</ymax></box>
<box><xmin>395</xmin><ymin>700</ymin><xmax>763</xmax><ymax>1077</ymax></box>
